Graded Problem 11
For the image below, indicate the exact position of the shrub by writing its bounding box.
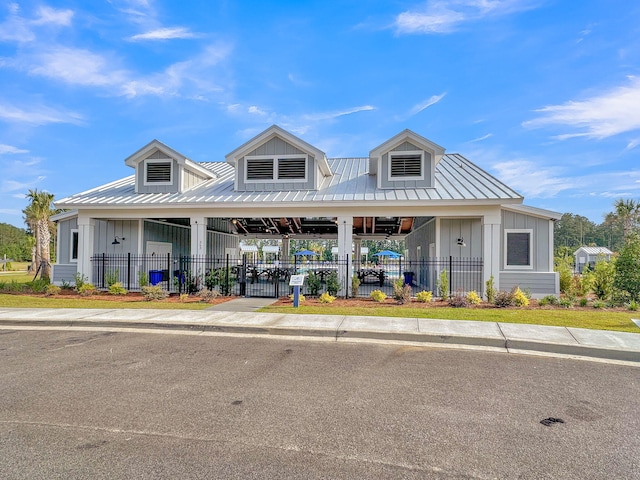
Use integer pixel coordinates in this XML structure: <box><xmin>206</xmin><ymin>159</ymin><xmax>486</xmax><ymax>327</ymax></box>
<box><xmin>77</xmin><ymin>283</ymin><xmax>96</xmax><ymax>296</ymax></box>
<box><xmin>592</xmin><ymin>259</ymin><xmax>615</xmax><ymax>300</ymax></box>
<box><xmin>141</xmin><ymin>285</ymin><xmax>168</xmax><ymax>301</ymax></box>
<box><xmin>60</xmin><ymin>279</ymin><xmax>72</xmax><ymax>290</ymax></box>
<box><xmin>44</xmin><ymin>284</ymin><xmax>61</xmax><ymax>296</ymax></box>
<box><xmin>1</xmin><ymin>280</ymin><xmax>24</xmax><ymax>293</ymax></box>
<box><xmin>392</xmin><ymin>279</ymin><xmax>412</xmax><ymax>304</ymax></box>
<box><xmin>415</xmin><ymin>290</ymin><xmax>433</xmax><ymax>303</ymax></box>
<box><xmin>437</xmin><ymin>269</ymin><xmax>449</xmax><ymax>300</ymax></box>
<box><xmin>318</xmin><ymin>292</ymin><xmax>336</xmax><ymax>303</ymax></box>
<box><xmin>73</xmin><ymin>272</ymin><xmax>88</xmax><ymax>291</ymax></box>
<box><xmin>179</xmin><ymin>293</ymin><xmax>189</xmax><ymax>303</ymax></box>
<box><xmin>27</xmin><ymin>278</ymin><xmax>49</xmax><ymax>293</ymax></box>
<box><xmin>512</xmin><ymin>287</ymin><xmax>529</xmax><ymax>307</ymax></box>
<box><xmin>138</xmin><ymin>271</ymin><xmax>149</xmax><ymax>288</ymax></box>
<box><xmin>108</xmin><ymin>282</ymin><xmax>127</xmax><ymax>295</ymax></box>
<box><xmin>485</xmin><ymin>275</ymin><xmax>496</xmax><ymax>303</ymax></box>
<box><xmin>614</xmin><ymin>233</ymin><xmax>640</xmax><ymax>301</ymax></box>
<box><xmin>448</xmin><ymin>290</ymin><xmax>468</xmax><ymax>308</ymax></box>
<box><xmin>592</xmin><ymin>299</ymin><xmax>606</xmax><ymax>309</ymax></box>
<box><xmin>466</xmin><ymin>290</ymin><xmax>482</xmax><ymax>305</ymax></box>
<box><xmin>494</xmin><ymin>290</ymin><xmax>515</xmax><ymax>308</ymax></box>
<box><xmin>307</xmin><ymin>272</ymin><xmax>321</xmax><ymax>296</ymax></box>
<box><xmin>556</xmin><ymin>256</ymin><xmax>573</xmax><ymax>294</ymax></box>
<box><xmin>627</xmin><ymin>300</ymin><xmax>639</xmax><ymax>311</ymax></box>
<box><xmin>288</xmin><ymin>293</ymin><xmax>305</xmax><ymax>303</ymax></box>
<box><xmin>351</xmin><ymin>275</ymin><xmax>361</xmax><ymax>297</ymax></box>
<box><xmin>197</xmin><ymin>288</ymin><xmax>220</xmax><ymax>302</ymax></box>
<box><xmin>326</xmin><ymin>271</ymin><xmax>340</xmax><ymax>296</ymax></box>
<box><xmin>370</xmin><ymin>290</ymin><xmax>387</xmax><ymax>303</ymax></box>
<box><xmin>579</xmin><ymin>298</ymin><xmax>589</xmax><ymax>307</ymax></box>
<box><xmin>104</xmin><ymin>269</ymin><xmax>120</xmax><ymax>288</ymax></box>
<box><xmin>538</xmin><ymin>295</ymin><xmax>559</xmax><ymax>306</ymax></box>
<box><xmin>558</xmin><ymin>297</ymin><xmax>574</xmax><ymax>308</ymax></box>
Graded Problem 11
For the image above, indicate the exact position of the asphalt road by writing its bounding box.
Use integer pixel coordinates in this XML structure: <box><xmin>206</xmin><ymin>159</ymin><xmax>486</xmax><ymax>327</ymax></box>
<box><xmin>0</xmin><ymin>329</ymin><xmax>638</xmax><ymax>479</ymax></box>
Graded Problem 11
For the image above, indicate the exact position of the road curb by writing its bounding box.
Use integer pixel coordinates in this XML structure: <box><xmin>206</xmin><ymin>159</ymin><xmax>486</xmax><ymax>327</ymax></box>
<box><xmin>0</xmin><ymin>317</ymin><xmax>638</xmax><ymax>364</ymax></box>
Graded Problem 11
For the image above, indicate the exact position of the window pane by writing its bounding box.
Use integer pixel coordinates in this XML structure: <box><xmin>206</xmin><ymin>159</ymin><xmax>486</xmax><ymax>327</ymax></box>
<box><xmin>507</xmin><ymin>232</ymin><xmax>530</xmax><ymax>266</ymax></box>
<box><xmin>71</xmin><ymin>231</ymin><xmax>79</xmax><ymax>260</ymax></box>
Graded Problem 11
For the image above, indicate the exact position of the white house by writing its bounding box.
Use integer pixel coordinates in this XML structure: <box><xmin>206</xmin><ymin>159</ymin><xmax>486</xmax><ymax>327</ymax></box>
<box><xmin>573</xmin><ymin>246</ymin><xmax>613</xmax><ymax>273</ymax></box>
<box><xmin>52</xmin><ymin>125</ymin><xmax>561</xmax><ymax>297</ymax></box>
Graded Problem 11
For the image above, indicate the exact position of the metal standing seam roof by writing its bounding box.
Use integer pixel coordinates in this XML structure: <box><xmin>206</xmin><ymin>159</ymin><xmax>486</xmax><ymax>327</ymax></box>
<box><xmin>54</xmin><ymin>154</ymin><xmax>523</xmax><ymax>208</ymax></box>
<box><xmin>574</xmin><ymin>247</ymin><xmax>614</xmax><ymax>255</ymax></box>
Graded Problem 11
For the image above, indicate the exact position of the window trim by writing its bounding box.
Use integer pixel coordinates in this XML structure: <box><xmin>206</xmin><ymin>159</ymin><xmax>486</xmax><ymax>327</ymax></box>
<box><xmin>70</xmin><ymin>229</ymin><xmax>79</xmax><ymax>263</ymax></box>
<box><xmin>387</xmin><ymin>150</ymin><xmax>424</xmax><ymax>181</ymax></box>
<box><xmin>143</xmin><ymin>158</ymin><xmax>173</xmax><ymax>186</ymax></box>
<box><xmin>504</xmin><ymin>229</ymin><xmax>533</xmax><ymax>270</ymax></box>
<box><xmin>244</xmin><ymin>154</ymin><xmax>308</xmax><ymax>184</ymax></box>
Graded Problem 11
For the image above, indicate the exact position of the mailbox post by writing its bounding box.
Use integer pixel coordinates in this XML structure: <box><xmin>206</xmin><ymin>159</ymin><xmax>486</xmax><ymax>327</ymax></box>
<box><xmin>289</xmin><ymin>274</ymin><xmax>305</xmax><ymax>308</ymax></box>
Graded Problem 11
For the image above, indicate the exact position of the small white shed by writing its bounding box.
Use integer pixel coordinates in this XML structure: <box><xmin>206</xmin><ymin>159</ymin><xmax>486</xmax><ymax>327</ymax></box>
<box><xmin>574</xmin><ymin>246</ymin><xmax>613</xmax><ymax>273</ymax></box>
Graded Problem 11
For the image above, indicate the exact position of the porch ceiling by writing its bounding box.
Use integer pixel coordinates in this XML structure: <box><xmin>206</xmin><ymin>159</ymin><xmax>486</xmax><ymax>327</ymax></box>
<box><xmin>230</xmin><ymin>216</ymin><xmax>420</xmax><ymax>237</ymax></box>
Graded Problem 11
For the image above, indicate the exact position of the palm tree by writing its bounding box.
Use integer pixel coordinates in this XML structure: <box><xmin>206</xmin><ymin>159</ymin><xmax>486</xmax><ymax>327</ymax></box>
<box><xmin>23</xmin><ymin>189</ymin><xmax>55</xmax><ymax>280</ymax></box>
<box><xmin>613</xmin><ymin>199</ymin><xmax>640</xmax><ymax>242</ymax></box>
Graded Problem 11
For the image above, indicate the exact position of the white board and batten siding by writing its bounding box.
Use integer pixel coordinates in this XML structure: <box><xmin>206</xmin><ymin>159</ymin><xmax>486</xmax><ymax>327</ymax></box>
<box><xmin>499</xmin><ymin>209</ymin><xmax>558</xmax><ymax>296</ymax></box>
<box><xmin>379</xmin><ymin>141</ymin><xmax>433</xmax><ymax>190</ymax></box>
<box><xmin>235</xmin><ymin>137</ymin><xmax>317</xmax><ymax>192</ymax></box>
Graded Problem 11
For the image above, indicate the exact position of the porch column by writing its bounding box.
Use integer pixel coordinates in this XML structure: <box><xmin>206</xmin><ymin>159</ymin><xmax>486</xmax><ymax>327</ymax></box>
<box><xmin>190</xmin><ymin>217</ymin><xmax>207</xmax><ymax>281</ymax></box>
<box><xmin>282</xmin><ymin>237</ymin><xmax>290</xmax><ymax>267</ymax></box>
<box><xmin>482</xmin><ymin>214</ymin><xmax>501</xmax><ymax>294</ymax></box>
<box><xmin>77</xmin><ymin>216</ymin><xmax>95</xmax><ymax>284</ymax></box>
<box><xmin>353</xmin><ymin>238</ymin><xmax>362</xmax><ymax>273</ymax></box>
<box><xmin>337</xmin><ymin>216</ymin><xmax>353</xmax><ymax>296</ymax></box>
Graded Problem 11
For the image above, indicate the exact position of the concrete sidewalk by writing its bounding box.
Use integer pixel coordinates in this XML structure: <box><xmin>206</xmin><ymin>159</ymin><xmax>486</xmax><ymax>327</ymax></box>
<box><xmin>0</xmin><ymin>307</ymin><xmax>638</xmax><ymax>364</ymax></box>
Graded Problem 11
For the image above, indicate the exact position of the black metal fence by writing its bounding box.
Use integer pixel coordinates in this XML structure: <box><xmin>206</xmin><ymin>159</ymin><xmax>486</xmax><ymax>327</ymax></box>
<box><xmin>91</xmin><ymin>254</ymin><xmax>483</xmax><ymax>298</ymax></box>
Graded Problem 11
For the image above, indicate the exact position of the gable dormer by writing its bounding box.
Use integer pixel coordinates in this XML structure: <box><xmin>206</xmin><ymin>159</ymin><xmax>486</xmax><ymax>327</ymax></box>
<box><xmin>369</xmin><ymin>130</ymin><xmax>445</xmax><ymax>189</ymax></box>
<box><xmin>225</xmin><ymin>125</ymin><xmax>332</xmax><ymax>192</ymax></box>
<box><xmin>124</xmin><ymin>140</ymin><xmax>215</xmax><ymax>194</ymax></box>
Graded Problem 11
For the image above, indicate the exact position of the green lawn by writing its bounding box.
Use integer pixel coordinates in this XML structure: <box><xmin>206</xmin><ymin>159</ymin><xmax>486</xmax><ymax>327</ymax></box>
<box><xmin>260</xmin><ymin>304</ymin><xmax>640</xmax><ymax>333</ymax></box>
<box><xmin>0</xmin><ymin>272</ymin><xmax>34</xmax><ymax>283</ymax></box>
<box><xmin>0</xmin><ymin>294</ymin><xmax>211</xmax><ymax>310</ymax></box>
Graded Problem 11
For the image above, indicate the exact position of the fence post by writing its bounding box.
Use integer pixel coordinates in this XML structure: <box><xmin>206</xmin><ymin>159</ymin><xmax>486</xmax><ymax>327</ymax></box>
<box><xmin>241</xmin><ymin>254</ymin><xmax>247</xmax><ymax>296</ymax></box>
<box><xmin>127</xmin><ymin>252</ymin><xmax>131</xmax><ymax>291</ymax></box>
<box><xmin>225</xmin><ymin>254</ymin><xmax>230</xmax><ymax>296</ymax></box>
<box><xmin>101</xmin><ymin>253</ymin><xmax>106</xmax><ymax>289</ymax></box>
<box><xmin>345</xmin><ymin>254</ymin><xmax>350</xmax><ymax>299</ymax></box>
<box><xmin>449</xmin><ymin>256</ymin><xmax>453</xmax><ymax>297</ymax></box>
<box><xmin>167</xmin><ymin>253</ymin><xmax>171</xmax><ymax>293</ymax></box>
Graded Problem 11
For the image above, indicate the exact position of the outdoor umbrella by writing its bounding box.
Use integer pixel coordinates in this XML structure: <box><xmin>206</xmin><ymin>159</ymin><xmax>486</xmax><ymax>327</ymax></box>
<box><xmin>294</xmin><ymin>249</ymin><xmax>317</xmax><ymax>256</ymax></box>
<box><xmin>373</xmin><ymin>250</ymin><xmax>401</xmax><ymax>258</ymax></box>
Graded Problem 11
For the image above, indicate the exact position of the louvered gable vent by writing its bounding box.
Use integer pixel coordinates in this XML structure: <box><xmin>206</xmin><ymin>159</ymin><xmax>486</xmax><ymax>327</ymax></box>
<box><xmin>277</xmin><ymin>157</ymin><xmax>306</xmax><ymax>179</ymax></box>
<box><xmin>247</xmin><ymin>158</ymin><xmax>274</xmax><ymax>180</ymax></box>
<box><xmin>390</xmin><ymin>153</ymin><xmax>422</xmax><ymax>178</ymax></box>
<box><xmin>146</xmin><ymin>161</ymin><xmax>172</xmax><ymax>183</ymax></box>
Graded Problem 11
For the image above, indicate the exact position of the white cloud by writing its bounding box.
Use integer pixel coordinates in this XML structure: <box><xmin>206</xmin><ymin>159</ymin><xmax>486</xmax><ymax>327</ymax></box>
<box><xmin>32</xmin><ymin>6</ymin><xmax>74</xmax><ymax>26</ymax></box>
<box><xmin>2</xmin><ymin>175</ymin><xmax>46</xmax><ymax>192</ymax></box>
<box><xmin>408</xmin><ymin>93</ymin><xmax>446</xmax><ymax>116</ymax></box>
<box><xmin>626</xmin><ymin>138</ymin><xmax>640</xmax><ymax>150</ymax></box>
<box><xmin>524</xmin><ymin>77</ymin><xmax>640</xmax><ymax>139</ymax></box>
<box><xmin>301</xmin><ymin>105</ymin><xmax>376</xmax><ymax>122</ymax></box>
<box><xmin>394</xmin><ymin>0</ymin><xmax>538</xmax><ymax>35</ymax></box>
<box><xmin>0</xmin><ymin>4</ymin><xmax>73</xmax><ymax>43</ymax></box>
<box><xmin>491</xmin><ymin>159</ymin><xmax>575</xmax><ymax>197</ymax></box>
<box><xmin>469</xmin><ymin>133</ymin><xmax>493</xmax><ymax>142</ymax></box>
<box><xmin>0</xmin><ymin>144</ymin><xmax>28</xmax><ymax>154</ymax></box>
<box><xmin>129</xmin><ymin>27</ymin><xmax>199</xmax><ymax>41</ymax></box>
<box><xmin>0</xmin><ymin>103</ymin><xmax>83</xmax><ymax>125</ymax></box>
<box><xmin>248</xmin><ymin>105</ymin><xmax>267</xmax><ymax>116</ymax></box>
<box><xmin>25</xmin><ymin>47</ymin><xmax>128</xmax><ymax>87</ymax></box>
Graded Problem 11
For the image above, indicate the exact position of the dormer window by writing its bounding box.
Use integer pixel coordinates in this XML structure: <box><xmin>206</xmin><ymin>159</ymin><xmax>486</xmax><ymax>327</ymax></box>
<box><xmin>389</xmin><ymin>151</ymin><xmax>423</xmax><ymax>180</ymax></box>
<box><xmin>245</xmin><ymin>155</ymin><xmax>307</xmax><ymax>183</ymax></box>
<box><xmin>144</xmin><ymin>159</ymin><xmax>173</xmax><ymax>185</ymax></box>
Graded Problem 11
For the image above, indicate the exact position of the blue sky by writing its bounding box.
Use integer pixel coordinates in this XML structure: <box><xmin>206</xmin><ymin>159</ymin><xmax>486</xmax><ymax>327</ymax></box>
<box><xmin>1</xmin><ymin>0</ymin><xmax>639</xmax><ymax>228</ymax></box>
